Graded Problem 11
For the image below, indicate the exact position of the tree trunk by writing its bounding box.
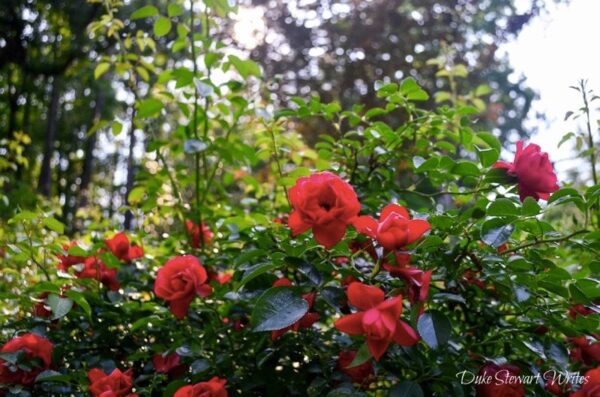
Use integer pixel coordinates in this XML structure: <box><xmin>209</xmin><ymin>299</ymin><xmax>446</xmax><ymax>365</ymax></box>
<box><xmin>38</xmin><ymin>76</ymin><xmax>62</xmax><ymax>197</ymax></box>
<box><xmin>123</xmin><ymin>107</ymin><xmax>137</xmax><ymax>230</ymax></box>
<box><xmin>78</xmin><ymin>89</ymin><xmax>105</xmax><ymax>209</ymax></box>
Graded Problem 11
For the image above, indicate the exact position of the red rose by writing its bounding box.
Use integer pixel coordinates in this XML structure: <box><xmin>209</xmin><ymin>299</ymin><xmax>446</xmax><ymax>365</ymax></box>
<box><xmin>270</xmin><ymin>278</ymin><xmax>320</xmax><ymax>340</ymax></box>
<box><xmin>386</xmin><ymin>267</ymin><xmax>432</xmax><ymax>311</ymax></box>
<box><xmin>0</xmin><ymin>333</ymin><xmax>53</xmax><ymax>386</ymax></box>
<box><xmin>288</xmin><ymin>172</ymin><xmax>361</xmax><ymax>248</ymax></box>
<box><xmin>337</xmin><ymin>350</ymin><xmax>374</xmax><ymax>384</ymax></box>
<box><xmin>77</xmin><ymin>256</ymin><xmax>120</xmax><ymax>291</ymax></box>
<box><xmin>570</xmin><ymin>337</ymin><xmax>600</xmax><ymax>365</ymax></box>
<box><xmin>105</xmin><ymin>232</ymin><xmax>144</xmax><ymax>262</ymax></box>
<box><xmin>334</xmin><ymin>282</ymin><xmax>419</xmax><ymax>361</ymax></box>
<box><xmin>56</xmin><ymin>241</ymin><xmax>86</xmax><ymax>271</ymax></box>
<box><xmin>154</xmin><ymin>255</ymin><xmax>212</xmax><ymax>320</ymax></box>
<box><xmin>352</xmin><ymin>204</ymin><xmax>430</xmax><ymax>251</ymax></box>
<box><xmin>186</xmin><ymin>221</ymin><xmax>213</xmax><ymax>249</ymax></box>
<box><xmin>493</xmin><ymin>140</ymin><xmax>559</xmax><ymax>202</ymax></box>
<box><xmin>152</xmin><ymin>353</ymin><xmax>182</xmax><ymax>374</ymax></box>
<box><xmin>475</xmin><ymin>363</ymin><xmax>525</xmax><ymax>397</ymax></box>
<box><xmin>174</xmin><ymin>376</ymin><xmax>227</xmax><ymax>397</ymax></box>
<box><xmin>569</xmin><ymin>305</ymin><xmax>595</xmax><ymax>320</ymax></box>
<box><xmin>87</xmin><ymin>368</ymin><xmax>138</xmax><ymax>397</ymax></box>
<box><xmin>571</xmin><ymin>367</ymin><xmax>600</xmax><ymax>397</ymax></box>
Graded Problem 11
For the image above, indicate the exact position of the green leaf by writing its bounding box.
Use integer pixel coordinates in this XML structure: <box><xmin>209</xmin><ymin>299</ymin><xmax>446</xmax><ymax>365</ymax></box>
<box><xmin>67</xmin><ymin>245</ymin><xmax>88</xmax><ymax>257</ymax></box>
<box><xmin>10</xmin><ymin>210</ymin><xmax>38</xmax><ymax>223</ymax></box>
<box><xmin>451</xmin><ymin>161</ymin><xmax>480</xmax><ymax>177</ymax></box>
<box><xmin>481</xmin><ymin>219</ymin><xmax>514</xmax><ymax>248</ymax></box>
<box><xmin>251</xmin><ymin>287</ymin><xmax>309</xmax><ymax>332</ymax></box>
<box><xmin>136</xmin><ymin>98</ymin><xmax>163</xmax><ymax>118</ymax></box>
<box><xmin>65</xmin><ymin>290</ymin><xmax>92</xmax><ymax>319</ymax></box>
<box><xmin>35</xmin><ymin>370</ymin><xmax>70</xmax><ymax>383</ymax></box>
<box><xmin>476</xmin><ymin>146</ymin><xmax>499</xmax><ymax>167</ymax></box>
<box><xmin>548</xmin><ymin>188</ymin><xmax>581</xmax><ymax>205</ymax></box>
<box><xmin>346</xmin><ymin>343</ymin><xmax>372</xmax><ymax>368</ymax></box>
<box><xmin>237</xmin><ymin>263</ymin><xmax>279</xmax><ymax>289</ymax></box>
<box><xmin>389</xmin><ymin>381</ymin><xmax>424</xmax><ymax>397</ymax></box>
<box><xmin>558</xmin><ymin>132</ymin><xmax>575</xmax><ymax>148</ymax></box>
<box><xmin>228</xmin><ymin>55</ymin><xmax>261</xmax><ymax>79</ymax></box>
<box><xmin>42</xmin><ymin>217</ymin><xmax>65</xmax><ymax>234</ymax></box>
<box><xmin>400</xmin><ymin>77</ymin><xmax>429</xmax><ymax>101</ymax></box>
<box><xmin>413</xmin><ymin>156</ymin><xmax>439</xmax><ymax>173</ymax></box>
<box><xmin>417</xmin><ymin>311</ymin><xmax>452</xmax><ymax>349</ymax></box>
<box><xmin>569</xmin><ymin>283</ymin><xmax>590</xmax><ymax>304</ymax></box>
<box><xmin>487</xmin><ymin>198</ymin><xmax>519</xmax><ymax>217</ymax></box>
<box><xmin>474</xmin><ymin>84</ymin><xmax>491</xmax><ymax>97</ymax></box>
<box><xmin>521</xmin><ymin>197</ymin><xmax>541</xmax><ymax>216</ymax></box>
<box><xmin>47</xmin><ymin>294</ymin><xmax>73</xmax><ymax>320</ymax></box>
<box><xmin>476</xmin><ymin>132</ymin><xmax>501</xmax><ymax>152</ymax></box>
<box><xmin>94</xmin><ymin>63</ymin><xmax>110</xmax><ymax>79</ymax></box>
<box><xmin>167</xmin><ymin>4</ymin><xmax>183</xmax><ymax>17</ymax></box>
<box><xmin>111</xmin><ymin>121</ymin><xmax>123</xmax><ymax>136</ymax></box>
<box><xmin>99</xmin><ymin>252</ymin><xmax>121</xmax><ymax>269</ymax></box>
<box><xmin>204</xmin><ymin>0</ymin><xmax>230</xmax><ymax>17</ymax></box>
<box><xmin>131</xmin><ymin>5</ymin><xmax>159</xmax><ymax>19</ymax></box>
<box><xmin>153</xmin><ymin>16</ymin><xmax>172</xmax><ymax>37</ymax></box>
<box><xmin>128</xmin><ymin>186</ymin><xmax>145</xmax><ymax>204</ymax></box>
<box><xmin>327</xmin><ymin>387</ymin><xmax>368</xmax><ymax>397</ymax></box>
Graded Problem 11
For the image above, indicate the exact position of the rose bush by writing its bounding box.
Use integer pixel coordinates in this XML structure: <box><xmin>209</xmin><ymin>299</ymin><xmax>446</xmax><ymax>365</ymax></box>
<box><xmin>0</xmin><ymin>1</ymin><xmax>599</xmax><ymax>396</ymax></box>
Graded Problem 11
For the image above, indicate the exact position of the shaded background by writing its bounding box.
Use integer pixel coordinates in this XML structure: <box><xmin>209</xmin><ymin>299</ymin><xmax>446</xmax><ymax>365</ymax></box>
<box><xmin>0</xmin><ymin>0</ymin><xmax>598</xmax><ymax>232</ymax></box>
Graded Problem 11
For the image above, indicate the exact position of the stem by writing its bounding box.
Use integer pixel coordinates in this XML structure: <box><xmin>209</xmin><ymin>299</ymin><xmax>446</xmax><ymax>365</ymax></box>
<box><xmin>581</xmin><ymin>80</ymin><xmax>598</xmax><ymax>187</ymax></box>
<box><xmin>267</xmin><ymin>123</ymin><xmax>290</xmax><ymax>206</ymax></box>
<box><xmin>189</xmin><ymin>0</ymin><xmax>204</xmax><ymax>248</ymax></box>
<box><xmin>502</xmin><ymin>230</ymin><xmax>588</xmax><ymax>255</ymax></box>
<box><xmin>397</xmin><ymin>186</ymin><xmax>495</xmax><ymax>198</ymax></box>
<box><xmin>199</xmin><ymin>115</ymin><xmax>241</xmax><ymax>205</ymax></box>
<box><xmin>580</xmin><ymin>80</ymin><xmax>599</xmax><ymax>227</ymax></box>
<box><xmin>157</xmin><ymin>150</ymin><xmax>184</xmax><ymax>210</ymax></box>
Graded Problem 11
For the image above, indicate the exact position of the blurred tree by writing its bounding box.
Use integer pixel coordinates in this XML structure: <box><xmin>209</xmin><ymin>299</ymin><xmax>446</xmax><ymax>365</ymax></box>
<box><xmin>243</xmin><ymin>0</ymin><xmax>552</xmax><ymax>143</ymax></box>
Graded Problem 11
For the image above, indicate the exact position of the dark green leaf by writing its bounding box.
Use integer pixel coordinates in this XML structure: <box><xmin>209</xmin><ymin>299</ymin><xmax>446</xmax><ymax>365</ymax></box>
<box><xmin>251</xmin><ymin>287</ymin><xmax>309</xmax><ymax>332</ymax></box>
<box><xmin>452</xmin><ymin>161</ymin><xmax>480</xmax><ymax>177</ymax></box>
<box><xmin>35</xmin><ymin>370</ymin><xmax>70</xmax><ymax>383</ymax></box>
<box><xmin>481</xmin><ymin>219</ymin><xmax>514</xmax><ymax>247</ymax></box>
<box><xmin>346</xmin><ymin>343</ymin><xmax>371</xmax><ymax>369</ymax></box>
<box><xmin>389</xmin><ymin>381</ymin><xmax>424</xmax><ymax>397</ymax></box>
<box><xmin>417</xmin><ymin>310</ymin><xmax>451</xmax><ymax>349</ymax></box>
<box><xmin>47</xmin><ymin>294</ymin><xmax>73</xmax><ymax>320</ymax></box>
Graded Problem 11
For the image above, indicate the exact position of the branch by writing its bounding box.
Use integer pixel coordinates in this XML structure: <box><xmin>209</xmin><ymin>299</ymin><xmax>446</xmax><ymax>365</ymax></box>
<box><xmin>502</xmin><ymin>230</ymin><xmax>589</xmax><ymax>254</ymax></box>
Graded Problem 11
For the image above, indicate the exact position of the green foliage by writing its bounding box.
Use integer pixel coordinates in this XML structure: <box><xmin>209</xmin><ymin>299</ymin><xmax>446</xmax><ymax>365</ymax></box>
<box><xmin>0</xmin><ymin>1</ymin><xmax>599</xmax><ymax>397</ymax></box>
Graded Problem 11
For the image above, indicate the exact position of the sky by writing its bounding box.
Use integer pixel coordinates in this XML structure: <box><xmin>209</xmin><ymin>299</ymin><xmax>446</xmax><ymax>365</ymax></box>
<box><xmin>501</xmin><ymin>0</ymin><xmax>600</xmax><ymax>177</ymax></box>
